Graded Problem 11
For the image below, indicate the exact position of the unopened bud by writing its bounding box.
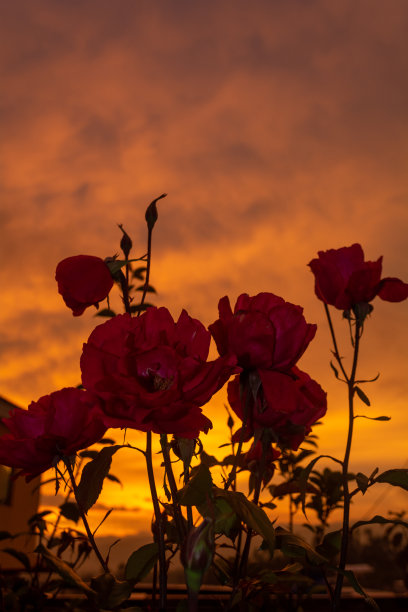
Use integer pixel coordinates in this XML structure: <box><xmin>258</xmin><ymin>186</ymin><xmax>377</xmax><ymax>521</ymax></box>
<box><xmin>145</xmin><ymin>193</ymin><xmax>166</xmax><ymax>231</ymax></box>
<box><xmin>118</xmin><ymin>224</ymin><xmax>132</xmax><ymax>258</ymax></box>
<box><xmin>181</xmin><ymin>518</ymin><xmax>214</xmax><ymax>594</ymax></box>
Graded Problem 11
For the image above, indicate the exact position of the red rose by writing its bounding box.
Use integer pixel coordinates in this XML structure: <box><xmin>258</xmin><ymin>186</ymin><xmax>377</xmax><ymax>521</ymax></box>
<box><xmin>308</xmin><ymin>244</ymin><xmax>408</xmax><ymax>311</ymax></box>
<box><xmin>56</xmin><ymin>255</ymin><xmax>114</xmax><ymax>316</ymax></box>
<box><xmin>80</xmin><ymin>309</ymin><xmax>238</xmax><ymax>438</ymax></box>
<box><xmin>209</xmin><ymin>293</ymin><xmax>316</xmax><ymax>371</ymax></box>
<box><xmin>0</xmin><ymin>388</ymin><xmax>107</xmax><ymax>480</ymax></box>
<box><xmin>228</xmin><ymin>367</ymin><xmax>327</xmax><ymax>451</ymax></box>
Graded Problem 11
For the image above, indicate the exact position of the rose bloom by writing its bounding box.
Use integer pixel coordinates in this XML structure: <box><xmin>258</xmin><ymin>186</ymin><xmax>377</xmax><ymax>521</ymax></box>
<box><xmin>0</xmin><ymin>388</ymin><xmax>107</xmax><ymax>480</ymax></box>
<box><xmin>308</xmin><ymin>243</ymin><xmax>408</xmax><ymax>311</ymax></box>
<box><xmin>80</xmin><ymin>308</ymin><xmax>238</xmax><ymax>438</ymax></box>
<box><xmin>209</xmin><ymin>293</ymin><xmax>316</xmax><ymax>371</ymax></box>
<box><xmin>228</xmin><ymin>367</ymin><xmax>327</xmax><ymax>451</ymax></box>
<box><xmin>56</xmin><ymin>255</ymin><xmax>114</xmax><ymax>316</ymax></box>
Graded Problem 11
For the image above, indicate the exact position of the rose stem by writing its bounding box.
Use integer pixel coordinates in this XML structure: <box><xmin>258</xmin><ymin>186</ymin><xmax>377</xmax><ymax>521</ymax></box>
<box><xmin>224</xmin><ymin>375</ymin><xmax>251</xmax><ymax>491</ymax></box>
<box><xmin>238</xmin><ymin>449</ymin><xmax>264</xmax><ymax>579</ymax></box>
<box><xmin>324</xmin><ymin>303</ymin><xmax>349</xmax><ymax>381</ymax></box>
<box><xmin>160</xmin><ymin>434</ymin><xmax>187</xmax><ymax>542</ymax></box>
<box><xmin>119</xmin><ymin>272</ymin><xmax>131</xmax><ymax>314</ymax></box>
<box><xmin>145</xmin><ymin>431</ymin><xmax>167</xmax><ymax>612</ymax></box>
<box><xmin>183</xmin><ymin>463</ymin><xmax>194</xmax><ymax>531</ymax></box>
<box><xmin>64</xmin><ymin>458</ymin><xmax>109</xmax><ymax>574</ymax></box>
<box><xmin>326</xmin><ymin>312</ymin><xmax>361</xmax><ymax>611</ymax></box>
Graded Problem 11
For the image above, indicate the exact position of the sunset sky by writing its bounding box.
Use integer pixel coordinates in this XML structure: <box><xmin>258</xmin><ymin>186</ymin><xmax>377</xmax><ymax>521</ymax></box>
<box><xmin>1</xmin><ymin>0</ymin><xmax>407</xmax><ymax>544</ymax></box>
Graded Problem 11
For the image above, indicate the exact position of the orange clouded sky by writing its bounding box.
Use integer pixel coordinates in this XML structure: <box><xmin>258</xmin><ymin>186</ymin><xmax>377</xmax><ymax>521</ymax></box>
<box><xmin>1</xmin><ymin>0</ymin><xmax>407</xmax><ymax>541</ymax></box>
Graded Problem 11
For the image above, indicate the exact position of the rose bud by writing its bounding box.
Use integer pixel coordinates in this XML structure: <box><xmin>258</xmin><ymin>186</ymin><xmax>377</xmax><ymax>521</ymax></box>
<box><xmin>56</xmin><ymin>255</ymin><xmax>114</xmax><ymax>316</ymax></box>
<box><xmin>181</xmin><ymin>518</ymin><xmax>215</xmax><ymax>595</ymax></box>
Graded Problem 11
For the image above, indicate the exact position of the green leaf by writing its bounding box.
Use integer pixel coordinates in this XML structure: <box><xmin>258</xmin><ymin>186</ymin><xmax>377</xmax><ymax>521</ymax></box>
<box><xmin>355</xmin><ymin>472</ymin><xmax>369</xmax><ymax>494</ymax></box>
<box><xmin>214</xmin><ymin>488</ymin><xmax>275</xmax><ymax>555</ymax></box>
<box><xmin>340</xmin><ymin>568</ymin><xmax>380</xmax><ymax>610</ymax></box>
<box><xmin>95</xmin><ymin>308</ymin><xmax>116</xmax><ymax>318</ymax></box>
<box><xmin>1</xmin><ymin>548</ymin><xmax>31</xmax><ymax>571</ymax></box>
<box><xmin>275</xmin><ymin>527</ymin><xmax>326</xmax><ymax>565</ymax></box>
<box><xmin>37</xmin><ymin>545</ymin><xmax>95</xmax><ymax>595</ymax></box>
<box><xmin>91</xmin><ymin>572</ymin><xmax>133</xmax><ymax>608</ymax></box>
<box><xmin>76</xmin><ymin>445</ymin><xmax>122</xmax><ymax>513</ymax></box>
<box><xmin>355</xmin><ymin>386</ymin><xmax>371</xmax><ymax>406</ymax></box>
<box><xmin>375</xmin><ymin>468</ymin><xmax>408</xmax><ymax>491</ymax></box>
<box><xmin>59</xmin><ymin>502</ymin><xmax>80</xmax><ymax>523</ymax></box>
<box><xmin>198</xmin><ymin>497</ymin><xmax>240</xmax><ymax>541</ymax></box>
<box><xmin>317</xmin><ymin>529</ymin><xmax>342</xmax><ymax>558</ymax></box>
<box><xmin>351</xmin><ymin>514</ymin><xmax>408</xmax><ymax>532</ymax></box>
<box><xmin>179</xmin><ymin>464</ymin><xmax>213</xmax><ymax>506</ymax></box>
<box><xmin>125</xmin><ymin>543</ymin><xmax>159</xmax><ymax>583</ymax></box>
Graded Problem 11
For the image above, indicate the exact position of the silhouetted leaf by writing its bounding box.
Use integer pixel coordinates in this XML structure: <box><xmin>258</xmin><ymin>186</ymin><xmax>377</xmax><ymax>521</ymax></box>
<box><xmin>351</xmin><ymin>514</ymin><xmax>408</xmax><ymax>532</ymax></box>
<box><xmin>125</xmin><ymin>543</ymin><xmax>159</xmax><ymax>583</ymax></box>
<box><xmin>299</xmin><ymin>454</ymin><xmax>343</xmax><ymax>517</ymax></box>
<box><xmin>129</xmin><ymin>303</ymin><xmax>153</xmax><ymax>313</ymax></box>
<box><xmin>1</xmin><ymin>548</ymin><xmax>31</xmax><ymax>571</ymax></box>
<box><xmin>375</xmin><ymin>469</ymin><xmax>408</xmax><ymax>491</ymax></box>
<box><xmin>59</xmin><ymin>502</ymin><xmax>80</xmax><ymax>523</ymax></box>
<box><xmin>95</xmin><ymin>308</ymin><xmax>116</xmax><ymax>318</ymax></box>
<box><xmin>355</xmin><ymin>472</ymin><xmax>369</xmax><ymax>494</ymax></box>
<box><xmin>355</xmin><ymin>386</ymin><xmax>370</xmax><ymax>406</ymax></box>
<box><xmin>76</xmin><ymin>445</ymin><xmax>122</xmax><ymax>513</ymax></box>
<box><xmin>135</xmin><ymin>284</ymin><xmax>156</xmax><ymax>293</ymax></box>
<box><xmin>132</xmin><ymin>267</ymin><xmax>146</xmax><ymax>280</ymax></box>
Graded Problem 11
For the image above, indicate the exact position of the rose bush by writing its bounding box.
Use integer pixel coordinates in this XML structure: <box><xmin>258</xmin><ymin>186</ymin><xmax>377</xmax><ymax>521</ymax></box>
<box><xmin>228</xmin><ymin>367</ymin><xmax>327</xmax><ymax>451</ymax></box>
<box><xmin>209</xmin><ymin>292</ymin><xmax>316</xmax><ymax>371</ymax></box>
<box><xmin>56</xmin><ymin>255</ymin><xmax>114</xmax><ymax>316</ymax></box>
<box><xmin>0</xmin><ymin>388</ymin><xmax>106</xmax><ymax>480</ymax></box>
<box><xmin>308</xmin><ymin>243</ymin><xmax>408</xmax><ymax>311</ymax></box>
<box><xmin>80</xmin><ymin>308</ymin><xmax>238</xmax><ymax>438</ymax></box>
<box><xmin>244</xmin><ymin>440</ymin><xmax>281</xmax><ymax>486</ymax></box>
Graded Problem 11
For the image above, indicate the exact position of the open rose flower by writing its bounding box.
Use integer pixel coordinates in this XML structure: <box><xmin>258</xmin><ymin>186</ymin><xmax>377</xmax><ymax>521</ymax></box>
<box><xmin>56</xmin><ymin>255</ymin><xmax>114</xmax><ymax>316</ymax></box>
<box><xmin>209</xmin><ymin>293</ymin><xmax>316</xmax><ymax>371</ymax></box>
<box><xmin>308</xmin><ymin>244</ymin><xmax>408</xmax><ymax>311</ymax></box>
<box><xmin>80</xmin><ymin>308</ymin><xmax>238</xmax><ymax>438</ymax></box>
<box><xmin>0</xmin><ymin>388</ymin><xmax>107</xmax><ymax>480</ymax></box>
<box><xmin>228</xmin><ymin>367</ymin><xmax>327</xmax><ymax>451</ymax></box>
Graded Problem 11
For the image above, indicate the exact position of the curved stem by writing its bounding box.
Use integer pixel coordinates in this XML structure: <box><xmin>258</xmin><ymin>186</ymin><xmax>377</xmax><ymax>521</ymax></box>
<box><xmin>145</xmin><ymin>432</ymin><xmax>167</xmax><ymax>612</ymax></box>
<box><xmin>332</xmin><ymin>320</ymin><xmax>361</xmax><ymax>611</ymax></box>
<box><xmin>64</xmin><ymin>459</ymin><xmax>109</xmax><ymax>573</ymax></box>
<box><xmin>324</xmin><ymin>304</ymin><xmax>349</xmax><ymax>382</ymax></box>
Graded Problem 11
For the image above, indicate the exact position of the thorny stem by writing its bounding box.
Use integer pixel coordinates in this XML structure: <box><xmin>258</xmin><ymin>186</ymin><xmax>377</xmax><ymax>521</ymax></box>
<box><xmin>64</xmin><ymin>458</ymin><xmax>109</xmax><ymax>574</ymax></box>
<box><xmin>331</xmin><ymin>317</ymin><xmax>361</xmax><ymax>611</ymax></box>
<box><xmin>145</xmin><ymin>432</ymin><xmax>167</xmax><ymax>612</ymax></box>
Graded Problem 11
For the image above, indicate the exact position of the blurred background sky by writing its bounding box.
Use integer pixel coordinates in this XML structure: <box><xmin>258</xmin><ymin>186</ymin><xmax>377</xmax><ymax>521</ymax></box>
<box><xmin>0</xmin><ymin>0</ymin><xmax>407</xmax><ymax>544</ymax></box>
